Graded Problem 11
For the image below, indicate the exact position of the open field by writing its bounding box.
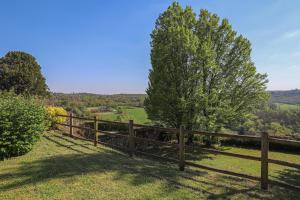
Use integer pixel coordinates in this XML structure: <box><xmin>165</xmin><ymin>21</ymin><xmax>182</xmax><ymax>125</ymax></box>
<box><xmin>275</xmin><ymin>103</ymin><xmax>300</xmax><ymax>110</ymax></box>
<box><xmin>0</xmin><ymin>131</ymin><xmax>299</xmax><ymax>200</ymax></box>
<box><xmin>91</xmin><ymin>106</ymin><xmax>150</xmax><ymax>125</ymax></box>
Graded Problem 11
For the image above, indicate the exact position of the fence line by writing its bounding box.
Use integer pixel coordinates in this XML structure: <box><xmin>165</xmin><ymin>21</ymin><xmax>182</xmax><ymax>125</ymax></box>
<box><xmin>56</xmin><ymin>114</ymin><xmax>300</xmax><ymax>147</ymax></box>
<box><xmin>56</xmin><ymin>121</ymin><xmax>300</xmax><ymax>170</ymax></box>
<box><xmin>56</xmin><ymin>113</ymin><xmax>300</xmax><ymax>191</ymax></box>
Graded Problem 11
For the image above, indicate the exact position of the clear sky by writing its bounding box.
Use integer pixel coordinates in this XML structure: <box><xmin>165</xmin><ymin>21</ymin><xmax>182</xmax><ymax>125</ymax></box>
<box><xmin>0</xmin><ymin>0</ymin><xmax>299</xmax><ymax>94</ymax></box>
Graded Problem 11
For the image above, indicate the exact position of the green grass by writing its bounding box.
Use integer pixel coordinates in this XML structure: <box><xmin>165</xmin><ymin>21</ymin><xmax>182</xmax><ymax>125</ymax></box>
<box><xmin>94</xmin><ymin>106</ymin><xmax>150</xmax><ymax>124</ymax></box>
<box><xmin>186</xmin><ymin>146</ymin><xmax>300</xmax><ymax>185</ymax></box>
<box><xmin>275</xmin><ymin>103</ymin><xmax>300</xmax><ymax>110</ymax></box>
<box><xmin>1</xmin><ymin>131</ymin><xmax>299</xmax><ymax>199</ymax></box>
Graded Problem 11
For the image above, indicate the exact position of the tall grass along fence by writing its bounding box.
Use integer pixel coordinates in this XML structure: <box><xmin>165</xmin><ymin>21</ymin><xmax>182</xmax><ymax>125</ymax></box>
<box><xmin>56</xmin><ymin>113</ymin><xmax>300</xmax><ymax>191</ymax></box>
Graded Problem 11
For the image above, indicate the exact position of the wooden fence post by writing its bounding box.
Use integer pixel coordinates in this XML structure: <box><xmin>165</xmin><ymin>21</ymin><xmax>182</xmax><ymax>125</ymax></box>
<box><xmin>261</xmin><ymin>131</ymin><xmax>269</xmax><ymax>190</ymax></box>
<box><xmin>94</xmin><ymin>116</ymin><xmax>98</xmax><ymax>146</ymax></box>
<box><xmin>179</xmin><ymin>125</ymin><xmax>185</xmax><ymax>171</ymax></box>
<box><xmin>69</xmin><ymin>113</ymin><xmax>73</xmax><ymax>137</ymax></box>
<box><xmin>129</xmin><ymin>120</ymin><xmax>134</xmax><ymax>156</ymax></box>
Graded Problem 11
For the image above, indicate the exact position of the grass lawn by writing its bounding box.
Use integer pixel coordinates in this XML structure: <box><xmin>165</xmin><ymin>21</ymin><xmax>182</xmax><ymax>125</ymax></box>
<box><xmin>0</xmin><ymin>131</ymin><xmax>299</xmax><ymax>200</ymax></box>
<box><xmin>186</xmin><ymin>146</ymin><xmax>300</xmax><ymax>186</ymax></box>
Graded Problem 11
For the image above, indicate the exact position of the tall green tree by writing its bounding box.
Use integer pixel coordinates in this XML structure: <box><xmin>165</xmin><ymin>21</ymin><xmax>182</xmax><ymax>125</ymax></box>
<box><xmin>194</xmin><ymin>10</ymin><xmax>269</xmax><ymax>133</ymax></box>
<box><xmin>0</xmin><ymin>51</ymin><xmax>49</xmax><ymax>96</ymax></box>
<box><xmin>145</xmin><ymin>2</ymin><xmax>198</xmax><ymax>130</ymax></box>
<box><xmin>145</xmin><ymin>2</ymin><xmax>269</xmax><ymax>139</ymax></box>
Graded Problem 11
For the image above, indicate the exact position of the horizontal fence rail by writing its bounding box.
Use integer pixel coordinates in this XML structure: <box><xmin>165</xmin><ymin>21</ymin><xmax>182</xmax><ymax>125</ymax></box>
<box><xmin>192</xmin><ymin>130</ymin><xmax>261</xmax><ymax>142</ymax></box>
<box><xmin>55</xmin><ymin>113</ymin><xmax>300</xmax><ymax>191</ymax></box>
<box><xmin>56</xmin><ymin>114</ymin><xmax>300</xmax><ymax>147</ymax></box>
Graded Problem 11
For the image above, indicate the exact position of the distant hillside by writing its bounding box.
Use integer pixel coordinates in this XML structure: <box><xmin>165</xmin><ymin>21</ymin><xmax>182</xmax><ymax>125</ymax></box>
<box><xmin>270</xmin><ymin>89</ymin><xmax>300</xmax><ymax>104</ymax></box>
<box><xmin>49</xmin><ymin>90</ymin><xmax>300</xmax><ymax>108</ymax></box>
<box><xmin>49</xmin><ymin>93</ymin><xmax>147</xmax><ymax>108</ymax></box>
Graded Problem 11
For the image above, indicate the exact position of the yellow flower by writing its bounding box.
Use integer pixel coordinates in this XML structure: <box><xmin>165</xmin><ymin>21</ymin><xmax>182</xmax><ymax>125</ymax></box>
<box><xmin>47</xmin><ymin>106</ymin><xmax>68</xmax><ymax>126</ymax></box>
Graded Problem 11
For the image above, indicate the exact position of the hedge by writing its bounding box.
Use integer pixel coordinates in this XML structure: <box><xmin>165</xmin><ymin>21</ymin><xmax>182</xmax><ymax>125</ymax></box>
<box><xmin>0</xmin><ymin>92</ymin><xmax>49</xmax><ymax>159</ymax></box>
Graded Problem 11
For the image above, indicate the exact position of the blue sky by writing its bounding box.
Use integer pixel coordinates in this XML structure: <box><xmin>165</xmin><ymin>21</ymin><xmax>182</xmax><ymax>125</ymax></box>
<box><xmin>0</xmin><ymin>0</ymin><xmax>299</xmax><ymax>94</ymax></box>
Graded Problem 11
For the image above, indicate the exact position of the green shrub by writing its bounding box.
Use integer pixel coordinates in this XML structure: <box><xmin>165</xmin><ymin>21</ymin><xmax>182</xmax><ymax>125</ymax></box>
<box><xmin>0</xmin><ymin>92</ymin><xmax>49</xmax><ymax>159</ymax></box>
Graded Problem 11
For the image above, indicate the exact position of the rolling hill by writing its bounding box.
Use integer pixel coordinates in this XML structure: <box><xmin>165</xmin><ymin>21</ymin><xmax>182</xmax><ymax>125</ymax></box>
<box><xmin>270</xmin><ymin>89</ymin><xmax>300</xmax><ymax>104</ymax></box>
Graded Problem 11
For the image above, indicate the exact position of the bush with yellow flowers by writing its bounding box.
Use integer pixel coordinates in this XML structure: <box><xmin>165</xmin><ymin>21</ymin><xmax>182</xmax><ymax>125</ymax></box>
<box><xmin>47</xmin><ymin>106</ymin><xmax>68</xmax><ymax>128</ymax></box>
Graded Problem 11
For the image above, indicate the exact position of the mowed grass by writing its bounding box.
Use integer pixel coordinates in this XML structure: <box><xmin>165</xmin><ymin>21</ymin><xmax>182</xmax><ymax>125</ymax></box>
<box><xmin>0</xmin><ymin>131</ymin><xmax>299</xmax><ymax>200</ymax></box>
<box><xmin>275</xmin><ymin>103</ymin><xmax>300</xmax><ymax>110</ymax></box>
<box><xmin>95</xmin><ymin>106</ymin><xmax>150</xmax><ymax>124</ymax></box>
<box><xmin>186</xmin><ymin>146</ymin><xmax>300</xmax><ymax>186</ymax></box>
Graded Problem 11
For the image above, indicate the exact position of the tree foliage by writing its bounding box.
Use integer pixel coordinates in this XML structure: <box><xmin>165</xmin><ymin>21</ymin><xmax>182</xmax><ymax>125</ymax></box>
<box><xmin>0</xmin><ymin>51</ymin><xmax>49</xmax><ymax>96</ymax></box>
<box><xmin>239</xmin><ymin>105</ymin><xmax>300</xmax><ymax>137</ymax></box>
<box><xmin>0</xmin><ymin>92</ymin><xmax>49</xmax><ymax>159</ymax></box>
<box><xmin>145</xmin><ymin>2</ymin><xmax>198</xmax><ymax>129</ymax></box>
<box><xmin>145</xmin><ymin>2</ymin><xmax>269</xmax><ymax>133</ymax></box>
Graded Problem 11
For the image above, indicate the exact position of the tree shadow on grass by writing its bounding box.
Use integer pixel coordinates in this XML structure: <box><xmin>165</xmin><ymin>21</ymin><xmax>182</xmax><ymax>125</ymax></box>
<box><xmin>0</xmin><ymin>134</ymin><xmax>299</xmax><ymax>199</ymax></box>
<box><xmin>270</xmin><ymin>167</ymin><xmax>300</xmax><ymax>187</ymax></box>
<box><xmin>134</xmin><ymin>140</ymin><xmax>213</xmax><ymax>162</ymax></box>
<box><xmin>205</xmin><ymin>175</ymin><xmax>300</xmax><ymax>200</ymax></box>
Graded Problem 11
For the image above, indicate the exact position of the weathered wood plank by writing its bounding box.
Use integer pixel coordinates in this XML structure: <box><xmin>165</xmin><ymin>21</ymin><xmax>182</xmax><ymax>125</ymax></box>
<box><xmin>179</xmin><ymin>125</ymin><xmax>185</xmax><ymax>171</ymax></box>
<box><xmin>261</xmin><ymin>132</ymin><xmax>269</xmax><ymax>190</ymax></box>
<box><xmin>129</xmin><ymin>120</ymin><xmax>135</xmax><ymax>156</ymax></box>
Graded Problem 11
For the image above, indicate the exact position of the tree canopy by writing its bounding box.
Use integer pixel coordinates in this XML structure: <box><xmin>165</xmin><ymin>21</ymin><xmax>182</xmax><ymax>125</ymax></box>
<box><xmin>145</xmin><ymin>2</ymin><xmax>269</xmax><ymax>133</ymax></box>
<box><xmin>0</xmin><ymin>51</ymin><xmax>49</xmax><ymax>96</ymax></box>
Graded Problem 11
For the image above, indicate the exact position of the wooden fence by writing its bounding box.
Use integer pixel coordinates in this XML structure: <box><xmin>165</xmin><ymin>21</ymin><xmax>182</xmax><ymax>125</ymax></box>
<box><xmin>56</xmin><ymin>113</ymin><xmax>300</xmax><ymax>191</ymax></box>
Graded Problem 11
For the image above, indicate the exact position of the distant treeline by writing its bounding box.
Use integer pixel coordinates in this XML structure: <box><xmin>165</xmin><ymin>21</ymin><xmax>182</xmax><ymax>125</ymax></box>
<box><xmin>49</xmin><ymin>90</ymin><xmax>300</xmax><ymax>111</ymax></box>
<box><xmin>270</xmin><ymin>89</ymin><xmax>300</xmax><ymax>104</ymax></box>
<box><xmin>47</xmin><ymin>93</ymin><xmax>146</xmax><ymax>116</ymax></box>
